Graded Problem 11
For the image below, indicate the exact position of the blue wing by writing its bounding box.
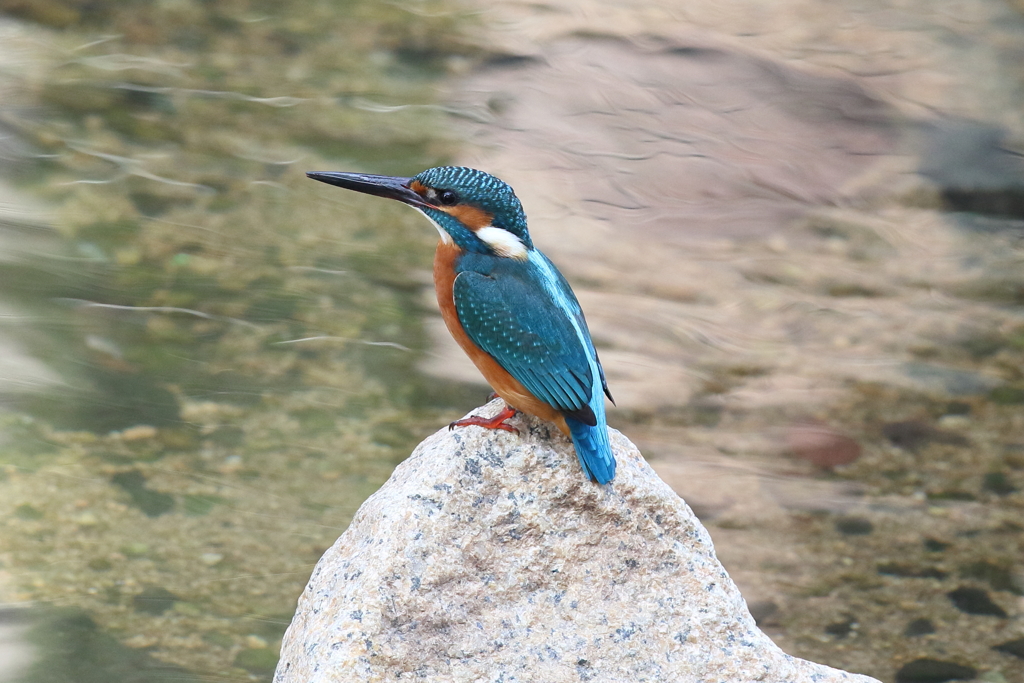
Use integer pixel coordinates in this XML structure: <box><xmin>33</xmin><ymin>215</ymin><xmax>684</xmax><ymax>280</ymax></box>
<box><xmin>535</xmin><ymin>251</ymin><xmax>614</xmax><ymax>405</ymax></box>
<box><xmin>453</xmin><ymin>251</ymin><xmax>616</xmax><ymax>484</ymax></box>
<box><xmin>453</xmin><ymin>257</ymin><xmax>595</xmax><ymax>421</ymax></box>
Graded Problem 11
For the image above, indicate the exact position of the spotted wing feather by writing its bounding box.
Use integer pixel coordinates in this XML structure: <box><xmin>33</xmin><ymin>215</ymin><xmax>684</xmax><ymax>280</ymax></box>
<box><xmin>453</xmin><ymin>269</ymin><xmax>595</xmax><ymax>423</ymax></box>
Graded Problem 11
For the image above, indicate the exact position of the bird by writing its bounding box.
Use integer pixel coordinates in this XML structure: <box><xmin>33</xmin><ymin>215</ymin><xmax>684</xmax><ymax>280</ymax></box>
<box><xmin>307</xmin><ymin>166</ymin><xmax>616</xmax><ymax>484</ymax></box>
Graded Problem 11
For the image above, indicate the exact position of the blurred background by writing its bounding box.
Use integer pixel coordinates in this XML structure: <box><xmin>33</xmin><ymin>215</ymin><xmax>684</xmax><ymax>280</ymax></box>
<box><xmin>0</xmin><ymin>1</ymin><xmax>1022</xmax><ymax>682</ymax></box>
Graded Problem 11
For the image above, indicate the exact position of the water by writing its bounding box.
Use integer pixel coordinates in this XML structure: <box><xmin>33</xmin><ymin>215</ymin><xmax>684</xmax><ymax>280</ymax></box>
<box><xmin>0</xmin><ymin>2</ymin><xmax>477</xmax><ymax>680</ymax></box>
<box><xmin>1</xmin><ymin>1</ymin><xmax>1023</xmax><ymax>682</ymax></box>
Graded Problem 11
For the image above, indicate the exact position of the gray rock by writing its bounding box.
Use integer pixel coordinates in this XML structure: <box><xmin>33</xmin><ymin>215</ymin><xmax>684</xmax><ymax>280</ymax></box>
<box><xmin>276</xmin><ymin>401</ymin><xmax>878</xmax><ymax>683</ymax></box>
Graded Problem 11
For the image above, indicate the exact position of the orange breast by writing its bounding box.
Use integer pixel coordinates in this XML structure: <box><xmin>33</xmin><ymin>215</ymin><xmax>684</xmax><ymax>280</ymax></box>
<box><xmin>433</xmin><ymin>240</ymin><xmax>569</xmax><ymax>436</ymax></box>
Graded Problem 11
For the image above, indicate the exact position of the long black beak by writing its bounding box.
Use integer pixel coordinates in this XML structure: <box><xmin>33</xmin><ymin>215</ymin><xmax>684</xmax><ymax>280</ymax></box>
<box><xmin>306</xmin><ymin>171</ymin><xmax>431</xmax><ymax>209</ymax></box>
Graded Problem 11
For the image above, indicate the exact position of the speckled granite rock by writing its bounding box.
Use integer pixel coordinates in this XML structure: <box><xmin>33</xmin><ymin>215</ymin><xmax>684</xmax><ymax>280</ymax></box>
<box><xmin>275</xmin><ymin>400</ymin><xmax>878</xmax><ymax>683</ymax></box>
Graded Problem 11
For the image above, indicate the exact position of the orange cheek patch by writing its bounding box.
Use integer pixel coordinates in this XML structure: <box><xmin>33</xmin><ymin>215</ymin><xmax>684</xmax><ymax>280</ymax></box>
<box><xmin>443</xmin><ymin>204</ymin><xmax>494</xmax><ymax>231</ymax></box>
<box><xmin>409</xmin><ymin>180</ymin><xmax>428</xmax><ymax>194</ymax></box>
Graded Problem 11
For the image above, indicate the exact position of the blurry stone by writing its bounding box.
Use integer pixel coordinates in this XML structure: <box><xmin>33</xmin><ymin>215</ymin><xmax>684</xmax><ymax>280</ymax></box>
<box><xmin>218</xmin><ymin>455</ymin><xmax>244</xmax><ymax>474</ymax></box>
<box><xmin>172</xmin><ymin>602</ymin><xmax>202</xmax><ymax>616</ymax></box>
<box><xmin>14</xmin><ymin>503</ymin><xmax>43</xmax><ymax>520</ymax></box>
<box><xmin>156</xmin><ymin>427</ymin><xmax>199</xmax><ymax>451</ymax></box>
<box><xmin>276</xmin><ymin>402</ymin><xmax>878</xmax><ymax>683</ymax></box>
<box><xmin>990</xmin><ymin>386</ymin><xmax>1024</xmax><ymax>405</ymax></box>
<box><xmin>919</xmin><ymin>120</ymin><xmax>1024</xmax><ymax>218</ymax></box>
<box><xmin>132</xmin><ymin>586</ymin><xmax>180</xmax><ymax>615</ymax></box>
<box><xmin>894</xmin><ymin>658</ymin><xmax>978</xmax><ymax>683</ymax></box>
<box><xmin>835</xmin><ymin>516</ymin><xmax>873</xmax><ymax>536</ymax></box>
<box><xmin>900</xmin><ymin>363</ymin><xmax>1002</xmax><ymax>397</ymax></box>
<box><xmin>993</xmin><ymin>637</ymin><xmax>1024</xmax><ymax>659</ymax></box>
<box><xmin>877</xmin><ymin>562</ymin><xmax>946</xmax><ymax>580</ymax></box>
<box><xmin>120</xmin><ymin>425</ymin><xmax>157</xmax><ymax>441</ymax></box>
<box><xmin>747</xmin><ymin>599</ymin><xmax>780</xmax><ymax>626</ymax></box>
<box><xmin>903</xmin><ymin>618</ymin><xmax>935</xmax><ymax>637</ymax></box>
<box><xmin>87</xmin><ymin>557</ymin><xmax>112</xmax><ymax>571</ymax></box>
<box><xmin>982</xmin><ymin>472</ymin><xmax>1017</xmax><ymax>496</ymax></box>
<box><xmin>110</xmin><ymin>469</ymin><xmax>175</xmax><ymax>517</ymax></box>
<box><xmin>944</xmin><ymin>401</ymin><xmax>971</xmax><ymax>415</ymax></box>
<box><xmin>203</xmin><ymin>631</ymin><xmax>234</xmax><ymax>649</ymax></box>
<box><xmin>124</xmin><ymin>634</ymin><xmax>158</xmax><ymax>648</ymax></box>
<box><xmin>786</xmin><ymin>421</ymin><xmax>861</xmax><ymax>468</ymax></box>
<box><xmin>930</xmin><ymin>489</ymin><xmax>977</xmax><ymax>502</ymax></box>
<box><xmin>245</xmin><ymin>634</ymin><xmax>269</xmax><ymax>649</ymax></box>
<box><xmin>881</xmin><ymin>421</ymin><xmax>968</xmax><ymax>451</ymax></box>
<box><xmin>236</xmin><ymin>647</ymin><xmax>279</xmax><ymax>675</ymax></box>
<box><xmin>183</xmin><ymin>494</ymin><xmax>222</xmax><ymax>517</ymax></box>
<box><xmin>120</xmin><ymin>542</ymin><xmax>149</xmax><ymax>557</ymax></box>
<box><xmin>199</xmin><ymin>552</ymin><xmax>223</xmax><ymax>566</ymax></box>
<box><xmin>1006</xmin><ymin>445</ymin><xmax>1024</xmax><ymax>469</ymax></box>
<box><xmin>73</xmin><ymin>512</ymin><xmax>98</xmax><ymax>527</ymax></box>
<box><xmin>936</xmin><ymin>414</ymin><xmax>970</xmax><ymax>429</ymax></box>
<box><xmin>0</xmin><ymin>0</ymin><xmax>80</xmax><ymax>27</ymax></box>
<box><xmin>959</xmin><ymin>559</ymin><xmax>1022</xmax><ymax>594</ymax></box>
<box><xmin>825</xmin><ymin>618</ymin><xmax>856</xmax><ymax>639</ymax></box>
<box><xmin>946</xmin><ymin>586</ymin><xmax>1008</xmax><ymax>618</ymax></box>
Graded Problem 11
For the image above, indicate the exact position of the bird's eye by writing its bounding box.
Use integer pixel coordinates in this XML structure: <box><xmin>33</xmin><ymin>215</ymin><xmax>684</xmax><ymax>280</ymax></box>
<box><xmin>438</xmin><ymin>190</ymin><xmax>459</xmax><ymax>206</ymax></box>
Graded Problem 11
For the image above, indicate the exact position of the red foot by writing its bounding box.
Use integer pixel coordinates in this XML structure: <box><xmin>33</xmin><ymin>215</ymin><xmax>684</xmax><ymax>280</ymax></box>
<box><xmin>449</xmin><ymin>404</ymin><xmax>519</xmax><ymax>434</ymax></box>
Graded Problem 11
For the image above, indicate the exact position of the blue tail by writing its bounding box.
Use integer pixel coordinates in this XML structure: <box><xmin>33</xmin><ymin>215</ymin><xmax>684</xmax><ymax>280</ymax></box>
<box><xmin>565</xmin><ymin>415</ymin><xmax>616</xmax><ymax>484</ymax></box>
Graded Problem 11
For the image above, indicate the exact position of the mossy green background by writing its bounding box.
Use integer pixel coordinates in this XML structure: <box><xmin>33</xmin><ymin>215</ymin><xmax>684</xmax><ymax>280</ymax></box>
<box><xmin>0</xmin><ymin>1</ymin><xmax>484</xmax><ymax>679</ymax></box>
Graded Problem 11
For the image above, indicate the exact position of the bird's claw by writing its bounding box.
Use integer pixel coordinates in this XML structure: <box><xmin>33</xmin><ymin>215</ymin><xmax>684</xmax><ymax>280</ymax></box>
<box><xmin>449</xmin><ymin>405</ymin><xmax>520</xmax><ymax>434</ymax></box>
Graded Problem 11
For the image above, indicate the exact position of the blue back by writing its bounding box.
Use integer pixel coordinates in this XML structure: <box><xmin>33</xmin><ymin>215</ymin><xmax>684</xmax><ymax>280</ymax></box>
<box><xmin>453</xmin><ymin>249</ymin><xmax>616</xmax><ymax>483</ymax></box>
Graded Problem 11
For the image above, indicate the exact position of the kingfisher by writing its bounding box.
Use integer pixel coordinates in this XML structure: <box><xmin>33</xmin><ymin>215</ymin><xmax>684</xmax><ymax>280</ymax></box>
<box><xmin>307</xmin><ymin>166</ymin><xmax>616</xmax><ymax>484</ymax></box>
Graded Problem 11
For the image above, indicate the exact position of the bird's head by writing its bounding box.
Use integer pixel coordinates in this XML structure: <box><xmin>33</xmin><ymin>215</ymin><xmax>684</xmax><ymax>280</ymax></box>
<box><xmin>307</xmin><ymin>166</ymin><xmax>532</xmax><ymax>259</ymax></box>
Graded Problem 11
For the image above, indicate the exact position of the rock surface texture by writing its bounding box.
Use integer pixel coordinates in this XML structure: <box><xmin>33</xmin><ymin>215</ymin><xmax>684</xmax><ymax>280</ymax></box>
<box><xmin>275</xmin><ymin>401</ymin><xmax>879</xmax><ymax>683</ymax></box>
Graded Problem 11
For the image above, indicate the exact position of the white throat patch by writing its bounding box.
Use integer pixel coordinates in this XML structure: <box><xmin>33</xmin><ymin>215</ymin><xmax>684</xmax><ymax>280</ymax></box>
<box><xmin>477</xmin><ymin>226</ymin><xmax>528</xmax><ymax>260</ymax></box>
<box><xmin>415</xmin><ymin>208</ymin><xmax>452</xmax><ymax>244</ymax></box>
